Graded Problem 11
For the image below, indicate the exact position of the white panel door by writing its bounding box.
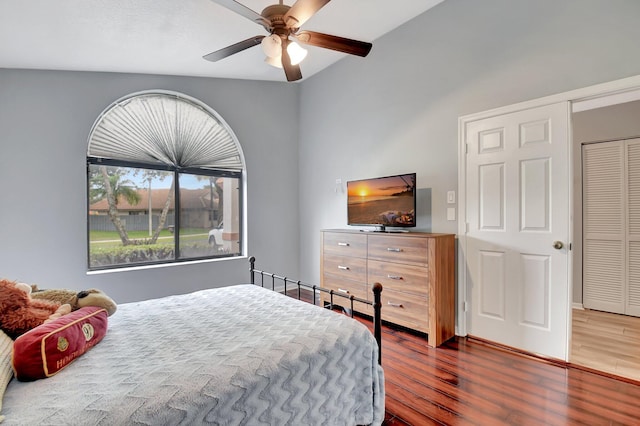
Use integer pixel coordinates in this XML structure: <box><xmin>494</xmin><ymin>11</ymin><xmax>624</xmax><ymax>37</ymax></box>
<box><xmin>465</xmin><ymin>102</ymin><xmax>570</xmax><ymax>361</ymax></box>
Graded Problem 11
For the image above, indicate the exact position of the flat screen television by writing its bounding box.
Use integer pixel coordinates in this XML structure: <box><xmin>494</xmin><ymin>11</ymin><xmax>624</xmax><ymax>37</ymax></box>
<box><xmin>347</xmin><ymin>173</ymin><xmax>416</xmax><ymax>231</ymax></box>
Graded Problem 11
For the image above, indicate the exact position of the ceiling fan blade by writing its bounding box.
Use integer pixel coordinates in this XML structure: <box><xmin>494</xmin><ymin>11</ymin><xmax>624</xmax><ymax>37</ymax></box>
<box><xmin>203</xmin><ymin>36</ymin><xmax>265</xmax><ymax>62</ymax></box>
<box><xmin>209</xmin><ymin>0</ymin><xmax>272</xmax><ymax>29</ymax></box>
<box><xmin>283</xmin><ymin>0</ymin><xmax>331</xmax><ymax>29</ymax></box>
<box><xmin>281</xmin><ymin>41</ymin><xmax>303</xmax><ymax>82</ymax></box>
<box><xmin>295</xmin><ymin>31</ymin><xmax>372</xmax><ymax>57</ymax></box>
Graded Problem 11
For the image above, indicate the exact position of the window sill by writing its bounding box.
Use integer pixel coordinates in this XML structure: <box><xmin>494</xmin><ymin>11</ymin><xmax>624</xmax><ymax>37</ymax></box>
<box><xmin>86</xmin><ymin>255</ymin><xmax>247</xmax><ymax>275</ymax></box>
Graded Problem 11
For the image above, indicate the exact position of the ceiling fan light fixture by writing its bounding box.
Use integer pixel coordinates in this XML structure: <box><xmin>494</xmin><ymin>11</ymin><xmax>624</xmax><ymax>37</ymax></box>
<box><xmin>265</xmin><ymin>55</ymin><xmax>283</xmax><ymax>68</ymax></box>
<box><xmin>261</xmin><ymin>34</ymin><xmax>282</xmax><ymax>57</ymax></box>
<box><xmin>204</xmin><ymin>0</ymin><xmax>373</xmax><ymax>82</ymax></box>
<box><xmin>286</xmin><ymin>41</ymin><xmax>307</xmax><ymax>66</ymax></box>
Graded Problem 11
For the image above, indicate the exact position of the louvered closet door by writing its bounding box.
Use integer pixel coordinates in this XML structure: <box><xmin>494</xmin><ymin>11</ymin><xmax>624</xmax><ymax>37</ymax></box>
<box><xmin>627</xmin><ymin>139</ymin><xmax>640</xmax><ymax>316</ymax></box>
<box><xmin>583</xmin><ymin>138</ymin><xmax>640</xmax><ymax>317</ymax></box>
<box><xmin>583</xmin><ymin>142</ymin><xmax>625</xmax><ymax>313</ymax></box>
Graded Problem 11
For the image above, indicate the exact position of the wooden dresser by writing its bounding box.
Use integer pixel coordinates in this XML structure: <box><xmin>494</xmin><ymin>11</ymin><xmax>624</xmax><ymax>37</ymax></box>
<box><xmin>320</xmin><ymin>229</ymin><xmax>455</xmax><ymax>347</ymax></box>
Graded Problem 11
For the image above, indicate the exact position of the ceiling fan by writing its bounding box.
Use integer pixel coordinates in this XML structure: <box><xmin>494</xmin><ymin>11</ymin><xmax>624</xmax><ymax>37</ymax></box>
<box><xmin>203</xmin><ymin>0</ymin><xmax>373</xmax><ymax>82</ymax></box>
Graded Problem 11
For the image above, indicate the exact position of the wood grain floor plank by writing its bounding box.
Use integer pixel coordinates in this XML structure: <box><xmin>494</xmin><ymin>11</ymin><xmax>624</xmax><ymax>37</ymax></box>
<box><xmin>383</xmin><ymin>362</ymin><xmax>531</xmax><ymax>425</ymax></box>
<box><xmin>572</xmin><ymin>308</ymin><xmax>640</xmax><ymax>381</ymax></box>
<box><xmin>377</xmin><ymin>325</ymin><xmax>640</xmax><ymax>425</ymax></box>
<box><xmin>288</xmin><ymin>290</ymin><xmax>640</xmax><ymax>425</ymax></box>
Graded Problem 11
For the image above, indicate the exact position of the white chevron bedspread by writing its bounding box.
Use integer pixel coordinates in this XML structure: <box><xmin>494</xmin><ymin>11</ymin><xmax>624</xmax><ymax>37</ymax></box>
<box><xmin>2</xmin><ymin>284</ymin><xmax>384</xmax><ymax>425</ymax></box>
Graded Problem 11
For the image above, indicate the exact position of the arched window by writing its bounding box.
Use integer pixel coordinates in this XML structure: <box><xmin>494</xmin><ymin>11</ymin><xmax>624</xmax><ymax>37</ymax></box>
<box><xmin>87</xmin><ymin>91</ymin><xmax>245</xmax><ymax>270</ymax></box>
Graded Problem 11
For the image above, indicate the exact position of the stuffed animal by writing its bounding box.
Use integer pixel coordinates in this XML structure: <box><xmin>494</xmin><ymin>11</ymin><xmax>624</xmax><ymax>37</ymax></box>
<box><xmin>30</xmin><ymin>286</ymin><xmax>117</xmax><ymax>317</ymax></box>
<box><xmin>0</xmin><ymin>279</ymin><xmax>72</xmax><ymax>339</ymax></box>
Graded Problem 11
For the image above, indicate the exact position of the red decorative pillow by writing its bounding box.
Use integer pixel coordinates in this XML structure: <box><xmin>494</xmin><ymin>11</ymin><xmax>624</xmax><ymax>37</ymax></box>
<box><xmin>12</xmin><ymin>306</ymin><xmax>108</xmax><ymax>381</ymax></box>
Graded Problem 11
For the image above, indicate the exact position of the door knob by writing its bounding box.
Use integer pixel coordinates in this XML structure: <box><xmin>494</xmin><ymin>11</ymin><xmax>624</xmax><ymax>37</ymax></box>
<box><xmin>552</xmin><ymin>241</ymin><xmax>564</xmax><ymax>250</ymax></box>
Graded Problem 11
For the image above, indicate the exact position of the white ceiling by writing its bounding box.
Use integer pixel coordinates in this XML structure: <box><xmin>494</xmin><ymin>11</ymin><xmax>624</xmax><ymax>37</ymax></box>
<box><xmin>0</xmin><ymin>0</ymin><xmax>444</xmax><ymax>82</ymax></box>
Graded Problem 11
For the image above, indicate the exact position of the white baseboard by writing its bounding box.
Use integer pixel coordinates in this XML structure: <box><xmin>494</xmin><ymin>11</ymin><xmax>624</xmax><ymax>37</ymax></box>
<box><xmin>572</xmin><ymin>303</ymin><xmax>584</xmax><ymax>310</ymax></box>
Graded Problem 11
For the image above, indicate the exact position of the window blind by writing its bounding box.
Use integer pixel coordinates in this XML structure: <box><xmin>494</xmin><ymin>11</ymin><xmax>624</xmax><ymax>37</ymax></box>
<box><xmin>87</xmin><ymin>92</ymin><xmax>243</xmax><ymax>171</ymax></box>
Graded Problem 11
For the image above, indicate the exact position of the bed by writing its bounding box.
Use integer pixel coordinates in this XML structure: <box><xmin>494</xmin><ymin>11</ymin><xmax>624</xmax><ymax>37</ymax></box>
<box><xmin>0</xmin><ymin>259</ymin><xmax>384</xmax><ymax>425</ymax></box>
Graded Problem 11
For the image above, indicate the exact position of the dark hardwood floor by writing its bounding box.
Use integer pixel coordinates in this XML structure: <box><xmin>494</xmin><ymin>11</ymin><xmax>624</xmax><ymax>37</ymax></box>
<box><xmin>368</xmin><ymin>320</ymin><xmax>640</xmax><ymax>426</ymax></box>
<box><xmin>283</xmin><ymin>289</ymin><xmax>640</xmax><ymax>425</ymax></box>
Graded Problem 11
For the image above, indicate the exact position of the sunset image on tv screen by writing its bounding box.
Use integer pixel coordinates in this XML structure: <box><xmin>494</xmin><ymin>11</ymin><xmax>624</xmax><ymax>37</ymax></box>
<box><xmin>347</xmin><ymin>174</ymin><xmax>415</xmax><ymax>226</ymax></box>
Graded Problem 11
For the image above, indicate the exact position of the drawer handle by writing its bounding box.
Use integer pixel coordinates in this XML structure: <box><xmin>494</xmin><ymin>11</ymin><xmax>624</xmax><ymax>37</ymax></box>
<box><xmin>338</xmin><ymin>288</ymin><xmax>350</xmax><ymax>294</ymax></box>
<box><xmin>387</xmin><ymin>275</ymin><xmax>403</xmax><ymax>280</ymax></box>
<box><xmin>387</xmin><ymin>248</ymin><xmax>403</xmax><ymax>252</ymax></box>
<box><xmin>337</xmin><ymin>242</ymin><xmax>350</xmax><ymax>247</ymax></box>
<box><xmin>387</xmin><ymin>301</ymin><xmax>404</xmax><ymax>308</ymax></box>
<box><xmin>337</xmin><ymin>265</ymin><xmax>350</xmax><ymax>270</ymax></box>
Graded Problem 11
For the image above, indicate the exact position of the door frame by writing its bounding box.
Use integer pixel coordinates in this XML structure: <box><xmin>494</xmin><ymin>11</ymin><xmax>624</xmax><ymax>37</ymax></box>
<box><xmin>457</xmin><ymin>74</ymin><xmax>640</xmax><ymax>350</ymax></box>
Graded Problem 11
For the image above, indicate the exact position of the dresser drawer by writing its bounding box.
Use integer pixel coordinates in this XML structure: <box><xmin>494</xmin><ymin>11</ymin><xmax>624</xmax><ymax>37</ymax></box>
<box><xmin>320</xmin><ymin>275</ymin><xmax>369</xmax><ymax>312</ymax></box>
<box><xmin>368</xmin><ymin>234</ymin><xmax>428</xmax><ymax>267</ymax></box>
<box><xmin>323</xmin><ymin>232</ymin><xmax>367</xmax><ymax>258</ymax></box>
<box><xmin>380</xmin><ymin>288</ymin><xmax>429</xmax><ymax>332</ymax></box>
<box><xmin>321</xmin><ymin>230</ymin><xmax>455</xmax><ymax>347</ymax></box>
<box><xmin>368</xmin><ymin>260</ymin><xmax>428</xmax><ymax>297</ymax></box>
<box><xmin>323</xmin><ymin>254</ymin><xmax>367</xmax><ymax>282</ymax></box>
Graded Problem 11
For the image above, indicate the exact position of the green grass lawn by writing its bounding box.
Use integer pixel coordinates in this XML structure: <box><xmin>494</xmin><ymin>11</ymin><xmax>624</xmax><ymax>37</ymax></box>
<box><xmin>90</xmin><ymin>229</ymin><xmax>172</xmax><ymax>241</ymax></box>
<box><xmin>89</xmin><ymin>228</ymin><xmax>209</xmax><ymax>249</ymax></box>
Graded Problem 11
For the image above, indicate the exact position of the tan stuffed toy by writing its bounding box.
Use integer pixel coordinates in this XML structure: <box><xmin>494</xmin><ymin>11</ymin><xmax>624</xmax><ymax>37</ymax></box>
<box><xmin>0</xmin><ymin>279</ymin><xmax>71</xmax><ymax>339</ymax></box>
<box><xmin>30</xmin><ymin>286</ymin><xmax>117</xmax><ymax>317</ymax></box>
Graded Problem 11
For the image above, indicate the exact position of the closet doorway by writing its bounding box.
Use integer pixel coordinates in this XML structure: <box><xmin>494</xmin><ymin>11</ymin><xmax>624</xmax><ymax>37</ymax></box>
<box><xmin>572</xmin><ymin>99</ymin><xmax>640</xmax><ymax>381</ymax></box>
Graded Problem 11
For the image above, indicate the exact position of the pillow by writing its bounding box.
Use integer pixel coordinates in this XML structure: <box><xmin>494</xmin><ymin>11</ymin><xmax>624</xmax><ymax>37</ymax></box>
<box><xmin>12</xmin><ymin>307</ymin><xmax>108</xmax><ymax>381</ymax></box>
<box><xmin>0</xmin><ymin>329</ymin><xmax>13</xmax><ymax>422</ymax></box>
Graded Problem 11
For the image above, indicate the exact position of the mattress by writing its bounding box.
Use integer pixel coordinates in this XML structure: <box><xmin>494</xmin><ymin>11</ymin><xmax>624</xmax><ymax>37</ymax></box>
<box><xmin>2</xmin><ymin>284</ymin><xmax>384</xmax><ymax>425</ymax></box>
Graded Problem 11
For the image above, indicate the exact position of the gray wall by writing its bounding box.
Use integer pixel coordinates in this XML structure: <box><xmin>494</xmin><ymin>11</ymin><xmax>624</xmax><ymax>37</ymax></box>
<box><xmin>573</xmin><ymin>100</ymin><xmax>640</xmax><ymax>144</ymax></box>
<box><xmin>572</xmin><ymin>100</ymin><xmax>640</xmax><ymax>304</ymax></box>
<box><xmin>297</xmin><ymin>0</ymin><xmax>640</xmax><ymax>286</ymax></box>
<box><xmin>3</xmin><ymin>0</ymin><xmax>640</xmax><ymax>308</ymax></box>
<box><xmin>0</xmin><ymin>70</ymin><xmax>300</xmax><ymax>303</ymax></box>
